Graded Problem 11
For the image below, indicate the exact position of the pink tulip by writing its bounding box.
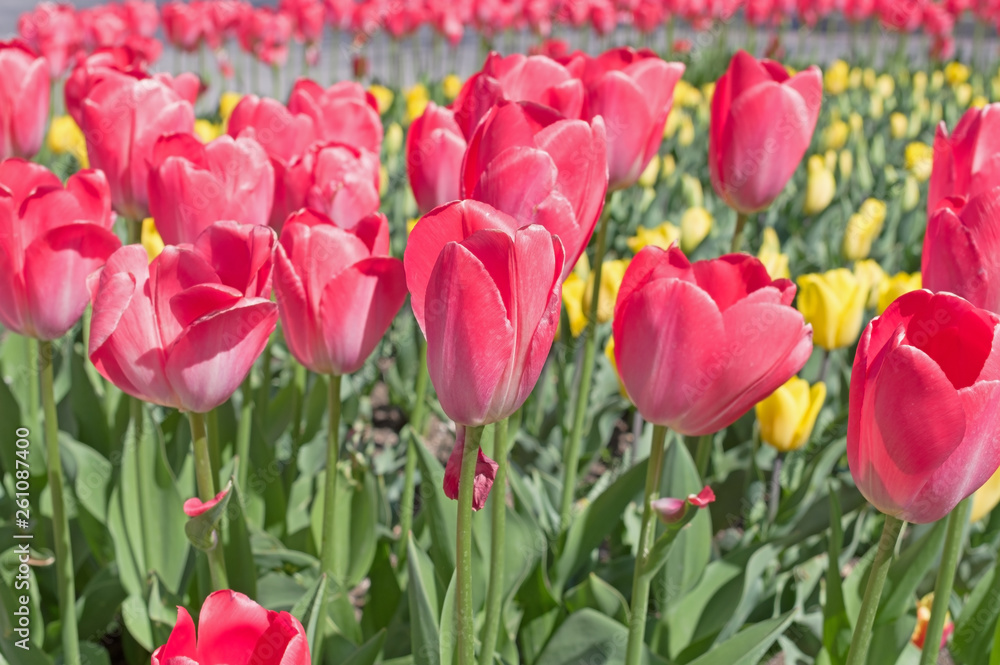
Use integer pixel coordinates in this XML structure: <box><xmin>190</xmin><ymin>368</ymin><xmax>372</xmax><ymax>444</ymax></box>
<box><xmin>283</xmin><ymin>141</ymin><xmax>381</xmax><ymax>232</ymax></box>
<box><xmin>843</xmin><ymin>0</ymin><xmax>877</xmax><ymax>21</ymax></box>
<box><xmin>239</xmin><ymin>7</ymin><xmax>294</xmax><ymax>67</ymax></box>
<box><xmin>613</xmin><ymin>246</ymin><xmax>813</xmax><ymax>435</ymax></box>
<box><xmin>848</xmin><ymin>289</ymin><xmax>1000</xmax><ymax>523</ymax></box>
<box><xmin>280</xmin><ymin>0</ymin><xmax>326</xmax><ymax>44</ymax></box>
<box><xmin>0</xmin><ymin>40</ymin><xmax>50</xmax><ymax>163</ymax></box>
<box><xmin>287</xmin><ymin>79</ymin><xmax>383</xmax><ymax>154</ymax></box>
<box><xmin>152</xmin><ymin>590</ymin><xmax>309</xmax><ymax>665</ymax></box>
<box><xmin>709</xmin><ymin>50</ymin><xmax>822</xmax><ymax>215</ymax></box>
<box><xmin>928</xmin><ymin>104</ymin><xmax>1000</xmax><ymax>212</ymax></box>
<box><xmin>148</xmin><ymin>133</ymin><xmax>274</xmax><ymax>246</ymax></box>
<box><xmin>17</xmin><ymin>3</ymin><xmax>80</xmax><ymax>78</ymax></box>
<box><xmin>81</xmin><ymin>75</ymin><xmax>195</xmax><ymax>221</ymax></box>
<box><xmin>461</xmin><ymin>101</ymin><xmax>607</xmax><ymax>276</ymax></box>
<box><xmin>577</xmin><ymin>47</ymin><xmax>685</xmax><ymax>190</ymax></box>
<box><xmin>451</xmin><ymin>51</ymin><xmax>585</xmax><ymax>138</ymax></box>
<box><xmin>406</xmin><ymin>102</ymin><xmax>467</xmax><ymax>214</ymax></box>
<box><xmin>89</xmin><ymin>221</ymin><xmax>277</xmax><ymax>413</ymax></box>
<box><xmin>161</xmin><ymin>0</ymin><xmax>210</xmax><ymax>52</ymax></box>
<box><xmin>273</xmin><ymin>209</ymin><xmax>407</xmax><ymax>376</ymax></box>
<box><xmin>443</xmin><ymin>426</ymin><xmax>500</xmax><ymax>511</ymax></box>
<box><xmin>0</xmin><ymin>160</ymin><xmax>119</xmax><ymax>340</ymax></box>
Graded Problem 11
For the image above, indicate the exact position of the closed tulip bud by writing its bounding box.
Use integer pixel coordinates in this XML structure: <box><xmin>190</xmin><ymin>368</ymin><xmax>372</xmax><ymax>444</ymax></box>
<box><xmin>47</xmin><ymin>115</ymin><xmax>88</xmax><ymax>167</ymax></box>
<box><xmin>905</xmin><ymin>141</ymin><xmax>933</xmax><ymax>181</ymax></box>
<box><xmin>913</xmin><ymin>70</ymin><xmax>928</xmax><ymax>93</ymax></box>
<box><xmin>283</xmin><ymin>142</ymin><xmax>380</xmax><ymax>232</ymax></box>
<box><xmin>854</xmin><ymin>259</ymin><xmax>887</xmax><ymax>310</ymax></box>
<box><xmin>878</xmin><ymin>271</ymin><xmax>921</xmax><ymax>314</ymax></box>
<box><xmin>613</xmin><ymin>247</ymin><xmax>812</xmax><ymax>435</ymax></box>
<box><xmin>152</xmin><ymin>590</ymin><xmax>309</xmax><ymax>665</ymax></box>
<box><xmin>842</xmin><ymin>198</ymin><xmax>886</xmax><ymax>260</ymax></box>
<box><xmin>141</xmin><ymin>218</ymin><xmax>164</xmax><ymax>262</ymax></box>
<box><xmin>839</xmin><ymin>150</ymin><xmax>853</xmax><ymax>179</ymax></box>
<box><xmin>0</xmin><ymin>160</ymin><xmax>120</xmax><ymax>340</ymax></box>
<box><xmin>824</xmin><ymin>60</ymin><xmax>849</xmax><ymax>95</ymax></box>
<box><xmin>637</xmin><ymin>155</ymin><xmax>660</xmax><ymax>188</ymax></box>
<box><xmin>709</xmin><ymin>51</ymin><xmax>822</xmax><ymax>215</ymax></box>
<box><xmin>902</xmin><ymin>175</ymin><xmax>921</xmax><ymax>212</ymax></box>
<box><xmin>848</xmin><ymin>112</ymin><xmax>864</xmax><ymax>135</ymax></box>
<box><xmin>796</xmin><ymin>269</ymin><xmax>868</xmax><ymax>350</ymax></box>
<box><xmin>849</xmin><ymin>290</ymin><xmax>1000</xmax><ymax>523</ymax></box>
<box><xmin>562</xmin><ymin>273</ymin><xmax>588</xmax><ymax>337</ymax></box>
<box><xmin>971</xmin><ymin>467</ymin><xmax>1000</xmax><ymax>522</ymax></box>
<box><xmin>680</xmin><ymin>207</ymin><xmax>712</xmax><ymax>252</ymax></box>
<box><xmin>758</xmin><ymin>227</ymin><xmax>790</xmax><ymax>280</ymax></box>
<box><xmin>583</xmin><ymin>259</ymin><xmax>630</xmax><ymax>324</ymax></box>
<box><xmin>287</xmin><ymin>79</ymin><xmax>382</xmax><ymax>154</ymax></box>
<box><xmin>651</xmin><ymin>486</ymin><xmax>715</xmax><ymax>524</ymax></box>
<box><xmin>384</xmin><ymin>122</ymin><xmax>404</xmax><ymax>157</ymax></box>
<box><xmin>661</xmin><ymin>154</ymin><xmax>676</xmax><ymax>178</ymax></box>
<box><xmin>911</xmin><ymin>594</ymin><xmax>953</xmax><ymax>650</ymax></box>
<box><xmin>804</xmin><ymin>156</ymin><xmax>836</xmax><ymax>216</ymax></box>
<box><xmin>368</xmin><ymin>84</ymin><xmax>394</xmax><ymax>115</ymax></box>
<box><xmin>956</xmin><ymin>83</ymin><xmax>973</xmax><ymax>107</ymax></box>
<box><xmin>0</xmin><ymin>40</ymin><xmax>50</xmax><ymax>162</ymax></box>
<box><xmin>870</xmin><ymin>94</ymin><xmax>884</xmax><ymax>119</ymax></box>
<box><xmin>755</xmin><ymin>376</ymin><xmax>826</xmax><ymax>452</ymax></box>
<box><xmin>889</xmin><ymin>112</ymin><xmax>908</xmax><ymax>139</ymax></box>
<box><xmin>930</xmin><ymin>70</ymin><xmax>944</xmax><ymax>90</ymax></box>
<box><xmin>822</xmin><ymin>120</ymin><xmax>849</xmax><ymax>151</ymax></box>
<box><xmin>442</xmin><ymin>74</ymin><xmax>462</xmax><ymax>100</ymax></box>
<box><xmin>627</xmin><ymin>222</ymin><xmax>680</xmax><ymax>254</ymax></box>
<box><xmin>848</xmin><ymin>67</ymin><xmax>863</xmax><ymax>89</ymax></box>
<box><xmin>862</xmin><ymin>68</ymin><xmax>877</xmax><ymax>89</ymax></box>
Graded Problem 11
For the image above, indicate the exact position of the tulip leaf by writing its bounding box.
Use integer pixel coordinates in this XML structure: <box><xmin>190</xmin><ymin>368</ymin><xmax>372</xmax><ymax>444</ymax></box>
<box><xmin>309</xmin><ymin>462</ymin><xmax>378</xmax><ymax>588</ymax></box>
<box><xmin>413</xmin><ymin>439</ymin><xmax>457</xmax><ymax>579</ymax></box>
<box><xmin>184</xmin><ymin>479</ymin><xmax>233</xmax><ymax>551</ymax></box>
<box><xmin>76</xmin><ymin>565</ymin><xmax>127</xmax><ymax>642</ymax></box>
<box><xmin>564</xmin><ymin>573</ymin><xmax>629</xmax><ymax>623</ymax></box>
<box><xmin>0</xmin><ymin>571</ymin><xmax>50</xmax><ymax>665</ymax></box>
<box><xmin>342</xmin><ymin>629</ymin><xmax>388</xmax><ymax>665</ymax></box>
<box><xmin>533</xmin><ymin>608</ymin><xmax>632</xmax><ymax>665</ymax></box>
<box><xmin>291</xmin><ymin>573</ymin><xmax>329</xmax><ymax>665</ymax></box>
<box><xmin>952</xmin><ymin>561</ymin><xmax>1000</xmax><ymax>662</ymax></box>
<box><xmin>683</xmin><ymin>611</ymin><xmax>794</xmax><ymax>665</ymax></box>
<box><xmin>224</xmin><ymin>469</ymin><xmax>257</xmax><ymax>598</ymax></box>
<box><xmin>439</xmin><ymin>571</ymin><xmax>457</xmax><ymax>665</ymax></box>
<box><xmin>407</xmin><ymin>534</ymin><xmax>440</xmax><ymax>665</ymax></box>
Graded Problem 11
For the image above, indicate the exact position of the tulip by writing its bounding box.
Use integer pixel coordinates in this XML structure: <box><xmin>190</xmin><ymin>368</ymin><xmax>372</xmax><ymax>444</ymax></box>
<box><xmin>287</xmin><ymin>79</ymin><xmax>383</xmax><ymax>154</ymax></box>
<box><xmin>152</xmin><ymin>590</ymin><xmax>309</xmax><ymax>665</ymax></box>
<box><xmin>709</xmin><ymin>50</ymin><xmax>822</xmax><ymax>216</ymax></box>
<box><xmin>923</xmin><ymin>189</ymin><xmax>1000</xmax><ymax>314</ymax></box>
<box><xmin>755</xmin><ymin>376</ymin><xmax>826</xmax><ymax>453</ymax></box>
<box><xmin>613</xmin><ymin>246</ymin><xmax>813</xmax><ymax>436</ymax></box>
<box><xmin>161</xmin><ymin>0</ymin><xmax>209</xmax><ymax>52</ymax></box>
<box><xmin>911</xmin><ymin>594</ymin><xmax>953</xmax><ymax>650</ymax></box>
<box><xmin>141</xmin><ymin>218</ymin><xmax>164</xmax><ymax>261</ymax></box>
<box><xmin>848</xmin><ymin>287</ymin><xmax>1000</xmax><ymax>523</ymax></box>
<box><xmin>148</xmin><ymin>133</ymin><xmax>275</xmax><ymax>245</ymax></box>
<box><xmin>0</xmin><ymin>160</ymin><xmax>119</xmax><ymax>340</ymax></box>
<box><xmin>81</xmin><ymin>76</ymin><xmax>195</xmax><ymax>222</ymax></box>
<box><xmin>17</xmin><ymin>3</ymin><xmax>79</xmax><ymax>78</ymax></box>
<box><xmin>406</xmin><ymin>102</ymin><xmax>466</xmax><ymax>214</ymax></box>
<box><xmin>273</xmin><ymin>209</ymin><xmax>407</xmax><ymax>376</ymax></box>
<box><xmin>576</xmin><ymin>47</ymin><xmax>685</xmax><ymax>190</ymax></box>
<box><xmin>971</xmin><ymin>466</ymin><xmax>1000</xmax><ymax>522</ymax></box>
<box><xmin>757</xmin><ymin>227</ymin><xmax>790</xmax><ymax>279</ymax></box>
<box><xmin>582</xmin><ymin>258</ymin><xmax>630</xmax><ymax>325</ymax></box>
<box><xmin>283</xmin><ymin>142</ymin><xmax>381</xmax><ymax>232</ymax></box>
<box><xmin>461</xmin><ymin>101</ymin><xmax>608</xmax><ymax>276</ymax></box>
<box><xmin>680</xmin><ymin>207</ymin><xmax>713</xmax><ymax>252</ymax></box>
<box><xmin>843</xmin><ymin>198</ymin><xmax>887</xmax><ymax>260</ymax></box>
<box><xmin>905</xmin><ymin>141</ymin><xmax>933</xmax><ymax>182</ymax></box>
<box><xmin>47</xmin><ymin>115</ymin><xmax>89</xmax><ymax>168</ymax></box>
<box><xmin>796</xmin><ymin>269</ymin><xmax>868</xmax><ymax>351</ymax></box>
<box><xmin>627</xmin><ymin>222</ymin><xmax>680</xmax><ymax>254</ymax></box>
<box><xmin>929</xmin><ymin>104</ymin><xmax>1000</xmax><ymax>209</ymax></box>
<box><xmin>89</xmin><ymin>221</ymin><xmax>278</xmax><ymax>414</ymax></box>
<box><xmin>651</xmin><ymin>486</ymin><xmax>716</xmax><ymax>524</ymax></box>
<box><xmin>803</xmin><ymin>156</ymin><xmax>836</xmax><ymax>216</ymax></box>
<box><xmin>0</xmin><ymin>40</ymin><xmax>50</xmax><ymax>162</ymax></box>
<box><xmin>878</xmin><ymin>272</ymin><xmax>921</xmax><ymax>314</ymax></box>
<box><xmin>824</xmin><ymin>60</ymin><xmax>850</xmax><ymax>95</ymax></box>
<box><xmin>561</xmin><ymin>273</ymin><xmax>588</xmax><ymax>337</ymax></box>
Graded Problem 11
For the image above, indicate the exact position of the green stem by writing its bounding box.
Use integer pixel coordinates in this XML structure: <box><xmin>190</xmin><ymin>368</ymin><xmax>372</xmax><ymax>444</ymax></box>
<box><xmin>290</xmin><ymin>363</ymin><xmax>308</xmax><ymax>449</ymax></box>
<box><xmin>731</xmin><ymin>212</ymin><xmax>750</xmax><ymax>253</ymax></box>
<box><xmin>188</xmin><ymin>411</ymin><xmax>229</xmax><ymax>590</ymax></box>
<box><xmin>206</xmin><ymin>408</ymin><xmax>221</xmax><ymax>482</ymax></box>
<box><xmin>398</xmin><ymin>340</ymin><xmax>429</xmax><ymax>567</ymax></box>
<box><xmin>694</xmin><ymin>434</ymin><xmax>712</xmax><ymax>479</ymax></box>
<box><xmin>457</xmin><ymin>425</ymin><xmax>486</xmax><ymax>665</ymax></box>
<box><xmin>126</xmin><ymin>217</ymin><xmax>141</xmax><ymax>246</ymax></box>
<box><xmin>845</xmin><ymin>515</ymin><xmax>904</xmax><ymax>665</ymax></box>
<box><xmin>257</xmin><ymin>338</ymin><xmax>273</xmax><ymax>423</ymax></box>
<box><xmin>624</xmin><ymin>425</ymin><xmax>669</xmax><ymax>665</ymax></box>
<box><xmin>235</xmin><ymin>374</ymin><xmax>254</xmax><ymax>490</ymax></box>
<box><xmin>27</xmin><ymin>337</ymin><xmax>40</xmax><ymax>441</ymax></box>
<box><xmin>919</xmin><ymin>498</ymin><xmax>971</xmax><ymax>665</ymax></box>
<box><xmin>560</xmin><ymin>194</ymin><xmax>614</xmax><ymax>529</ymax></box>
<box><xmin>320</xmin><ymin>374</ymin><xmax>344</xmax><ymax>579</ymax></box>
<box><xmin>40</xmin><ymin>341</ymin><xmax>80</xmax><ymax>665</ymax></box>
<box><xmin>480</xmin><ymin>418</ymin><xmax>509</xmax><ymax>665</ymax></box>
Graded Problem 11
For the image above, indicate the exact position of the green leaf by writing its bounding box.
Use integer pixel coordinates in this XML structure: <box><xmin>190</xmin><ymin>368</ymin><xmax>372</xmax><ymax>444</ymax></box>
<box><xmin>408</xmin><ymin>534</ymin><xmax>440</xmax><ymax>665</ymax></box>
<box><xmin>683</xmin><ymin>611</ymin><xmax>794</xmax><ymax>665</ymax></box>
<box><xmin>822</xmin><ymin>483</ymin><xmax>849</xmax><ymax>664</ymax></box>
<box><xmin>309</xmin><ymin>463</ymin><xmax>379</xmax><ymax>588</ymax></box>
<box><xmin>439</xmin><ymin>571</ymin><xmax>457</xmax><ymax>665</ymax></box>
<box><xmin>0</xmin><ymin>574</ymin><xmax>51</xmax><ymax>665</ymax></box>
<box><xmin>185</xmin><ymin>479</ymin><xmax>233</xmax><ymax>551</ymax></box>
<box><xmin>658</xmin><ymin>437</ymin><xmax>711</xmax><ymax>605</ymax></box>
<box><xmin>878</xmin><ymin>521</ymin><xmax>946</xmax><ymax>624</ymax></box>
<box><xmin>534</xmin><ymin>609</ymin><xmax>629</xmax><ymax>665</ymax></box>
<box><xmin>224</xmin><ymin>470</ymin><xmax>257</xmax><ymax>598</ymax></box>
<box><xmin>564</xmin><ymin>574</ymin><xmax>629</xmax><ymax>623</ymax></box>
<box><xmin>291</xmin><ymin>573</ymin><xmax>329</xmax><ymax>665</ymax></box>
<box><xmin>342</xmin><ymin>629</ymin><xmax>388</xmax><ymax>665</ymax></box>
<box><xmin>413</xmin><ymin>441</ymin><xmax>457</xmax><ymax>581</ymax></box>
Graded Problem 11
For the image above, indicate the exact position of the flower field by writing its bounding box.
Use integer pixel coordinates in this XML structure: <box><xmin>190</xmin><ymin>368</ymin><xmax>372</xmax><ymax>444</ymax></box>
<box><xmin>3</xmin><ymin>2</ymin><xmax>1000</xmax><ymax>665</ymax></box>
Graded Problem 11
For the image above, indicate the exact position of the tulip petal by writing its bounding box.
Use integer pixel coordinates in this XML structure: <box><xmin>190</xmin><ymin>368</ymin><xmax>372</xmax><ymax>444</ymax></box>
<box><xmin>691</xmin><ymin>253</ymin><xmax>778</xmax><ymax>312</ymax></box>
<box><xmin>249</xmin><ymin>612</ymin><xmax>309</xmax><ymax>665</ymax></box>
<box><xmin>195</xmin><ymin>590</ymin><xmax>274</xmax><ymax>665</ymax></box>
<box><xmin>442</xmin><ymin>426</ymin><xmax>500</xmax><ymax>511</ymax></box>
<box><xmin>273</xmin><ymin>243</ymin><xmax>318</xmax><ymax>372</ymax></box>
<box><xmin>614</xmin><ymin>245</ymin><xmax>693</xmax><ymax>321</ymax></box>
<box><xmin>156</xmin><ymin>607</ymin><xmax>196</xmax><ymax>662</ymax></box>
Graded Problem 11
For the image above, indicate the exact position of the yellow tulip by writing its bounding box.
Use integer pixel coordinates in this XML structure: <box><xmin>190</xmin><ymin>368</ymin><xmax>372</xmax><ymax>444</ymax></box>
<box><xmin>755</xmin><ymin>376</ymin><xmax>826</xmax><ymax>453</ymax></box>
<box><xmin>405</xmin><ymin>83</ymin><xmax>429</xmax><ymax>122</ymax></box>
<box><xmin>848</xmin><ymin>112</ymin><xmax>864</xmax><ymax>135</ymax></box>
<box><xmin>823</xmin><ymin>120</ymin><xmax>849</xmax><ymax>151</ymax></box>
<box><xmin>875</xmin><ymin>74</ymin><xmax>895</xmax><ymax>98</ymax></box>
<box><xmin>368</xmin><ymin>84</ymin><xmax>395</xmax><ymax>115</ymax></box>
<box><xmin>853</xmin><ymin>259</ymin><xmax>886</xmax><ymax>310</ymax></box>
<box><xmin>971</xmin><ymin>466</ymin><xmax>1000</xmax><ymax>522</ymax></box>
<box><xmin>796</xmin><ymin>269</ymin><xmax>869</xmax><ymax>350</ymax></box>
<box><xmin>972</xmin><ymin>95</ymin><xmax>989</xmax><ymax>109</ymax></box>
<box><xmin>913</xmin><ymin>70</ymin><xmax>928</xmax><ymax>93</ymax></box>
<box><xmin>194</xmin><ymin>119</ymin><xmax>221</xmax><ymax>143</ymax></box>
<box><xmin>385</xmin><ymin>122</ymin><xmax>404</xmax><ymax>157</ymax></box>
<box><xmin>758</xmin><ymin>227</ymin><xmax>790</xmax><ymax>280</ymax></box>
<box><xmin>930</xmin><ymin>70</ymin><xmax>945</xmax><ymax>91</ymax></box>
<box><xmin>638</xmin><ymin>155</ymin><xmax>660</xmax><ymax>188</ymax></box>
<box><xmin>955</xmin><ymin>82</ymin><xmax>973</xmax><ymax>107</ymax></box>
<box><xmin>562</xmin><ymin>272</ymin><xmax>588</xmax><ymax>337</ymax></box>
<box><xmin>701</xmin><ymin>82</ymin><xmax>716</xmax><ymax>103</ymax></box>
<box><xmin>442</xmin><ymin>74</ymin><xmax>463</xmax><ymax>101</ymax></box>
<box><xmin>848</xmin><ymin>67</ymin><xmax>863</xmax><ymax>90</ymax></box>
<box><xmin>677</xmin><ymin>114</ymin><xmax>695</xmax><ymax>146</ymax></box>
<box><xmin>904</xmin><ymin>141</ymin><xmax>933</xmax><ymax>182</ymax></box>
<box><xmin>141</xmin><ymin>218</ymin><xmax>165</xmax><ymax>262</ymax></box>
<box><xmin>877</xmin><ymin>271</ymin><xmax>921</xmax><ymax>314</ymax></box>
<box><xmin>862</xmin><ymin>68</ymin><xmax>877</xmax><ymax>90</ymax></box>
<box><xmin>663</xmin><ymin>107</ymin><xmax>683</xmax><ymax>139</ymax></box>
<box><xmin>804</xmin><ymin>156</ymin><xmax>836</xmax><ymax>216</ymax></box>
<box><xmin>674</xmin><ymin>80</ymin><xmax>702</xmax><ymax>107</ymax></box>
<box><xmin>889</xmin><ymin>112</ymin><xmax>908</xmax><ymax>139</ymax></box>
<box><xmin>870</xmin><ymin>95</ymin><xmax>885</xmax><ymax>119</ymax></box>
<box><xmin>583</xmin><ymin>259</ymin><xmax>630</xmax><ymax>324</ymax></box>
<box><xmin>627</xmin><ymin>222</ymin><xmax>681</xmax><ymax>254</ymax></box>
<box><xmin>660</xmin><ymin>154</ymin><xmax>676</xmax><ymax>178</ymax></box>
<box><xmin>843</xmin><ymin>198</ymin><xmax>886</xmax><ymax>260</ymax></box>
<box><xmin>839</xmin><ymin>150</ymin><xmax>853</xmax><ymax>179</ymax></box>
<box><xmin>605</xmin><ymin>335</ymin><xmax>627</xmax><ymax>399</ymax></box>
<box><xmin>901</xmin><ymin>174</ymin><xmax>921</xmax><ymax>212</ymax></box>
<box><xmin>218</xmin><ymin>91</ymin><xmax>243</xmax><ymax>128</ymax></box>
<box><xmin>680</xmin><ymin>207</ymin><xmax>712</xmax><ymax>252</ymax></box>
<box><xmin>47</xmin><ymin>115</ymin><xmax>88</xmax><ymax>167</ymax></box>
<box><xmin>681</xmin><ymin>173</ymin><xmax>703</xmax><ymax>208</ymax></box>
<box><xmin>824</xmin><ymin>59</ymin><xmax>850</xmax><ymax>95</ymax></box>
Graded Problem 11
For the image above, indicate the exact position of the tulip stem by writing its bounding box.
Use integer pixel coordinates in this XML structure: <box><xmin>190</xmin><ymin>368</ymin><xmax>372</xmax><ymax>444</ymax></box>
<box><xmin>731</xmin><ymin>212</ymin><xmax>750</xmax><ymax>253</ymax></box>
<box><xmin>27</xmin><ymin>337</ymin><xmax>41</xmax><ymax>442</ymax></box>
<box><xmin>457</xmin><ymin>425</ymin><xmax>486</xmax><ymax>665</ymax></box>
<box><xmin>694</xmin><ymin>434</ymin><xmax>712</xmax><ymax>479</ymax></box>
<box><xmin>624</xmin><ymin>424</ymin><xmax>669</xmax><ymax>665</ymax></box>
<box><xmin>480</xmin><ymin>418</ymin><xmax>510</xmax><ymax>665</ymax></box>
<box><xmin>398</xmin><ymin>340</ymin><xmax>430</xmax><ymax>568</ymax></box>
<box><xmin>320</xmin><ymin>374</ymin><xmax>344</xmax><ymax>580</ymax></box>
<box><xmin>920</xmin><ymin>497</ymin><xmax>971</xmax><ymax>665</ymax></box>
<box><xmin>188</xmin><ymin>411</ymin><xmax>229</xmax><ymax>591</ymax></box>
<box><xmin>560</xmin><ymin>195</ymin><xmax>614</xmax><ymax>529</ymax></box>
<box><xmin>40</xmin><ymin>341</ymin><xmax>80</xmax><ymax>665</ymax></box>
<box><xmin>257</xmin><ymin>338</ymin><xmax>273</xmax><ymax>423</ymax></box>
<box><xmin>845</xmin><ymin>514</ymin><xmax>904</xmax><ymax>665</ymax></box>
<box><xmin>768</xmin><ymin>454</ymin><xmax>783</xmax><ymax>524</ymax></box>
<box><xmin>235</xmin><ymin>374</ymin><xmax>254</xmax><ymax>490</ymax></box>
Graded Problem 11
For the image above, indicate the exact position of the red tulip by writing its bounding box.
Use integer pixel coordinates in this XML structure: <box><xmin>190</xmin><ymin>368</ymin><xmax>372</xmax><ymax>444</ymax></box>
<box><xmin>577</xmin><ymin>47</ymin><xmax>685</xmax><ymax>190</ymax></box>
<box><xmin>843</xmin><ymin>0</ymin><xmax>877</xmax><ymax>21</ymax></box>
<box><xmin>239</xmin><ymin>7</ymin><xmax>294</xmax><ymax>67</ymax></box>
<box><xmin>709</xmin><ymin>50</ymin><xmax>822</xmax><ymax>215</ymax></box>
<box><xmin>280</xmin><ymin>0</ymin><xmax>326</xmax><ymax>43</ymax></box>
<box><xmin>848</xmin><ymin>289</ymin><xmax>1000</xmax><ymax>523</ymax></box>
<box><xmin>148</xmin><ymin>133</ymin><xmax>275</xmax><ymax>246</ymax></box>
<box><xmin>89</xmin><ymin>221</ymin><xmax>277</xmax><ymax>413</ymax></box>
<box><xmin>461</xmin><ymin>101</ymin><xmax>607</xmax><ymax>276</ymax></box>
<box><xmin>0</xmin><ymin>160</ymin><xmax>119</xmax><ymax>340</ymax></box>
<box><xmin>613</xmin><ymin>246</ymin><xmax>813</xmax><ymax>435</ymax></box>
<box><xmin>0</xmin><ymin>40</ymin><xmax>50</xmax><ymax>162</ymax></box>
<box><xmin>287</xmin><ymin>79</ymin><xmax>383</xmax><ymax>154</ymax></box>
<box><xmin>274</xmin><ymin>209</ymin><xmax>407</xmax><ymax>375</ymax></box>
<box><xmin>928</xmin><ymin>104</ymin><xmax>1000</xmax><ymax>212</ymax></box>
<box><xmin>451</xmin><ymin>51</ymin><xmax>585</xmax><ymax>138</ymax></box>
<box><xmin>161</xmin><ymin>0</ymin><xmax>210</xmax><ymax>52</ymax></box>
<box><xmin>77</xmin><ymin>5</ymin><xmax>130</xmax><ymax>50</ymax></box>
<box><xmin>17</xmin><ymin>3</ymin><xmax>80</xmax><ymax>78</ymax></box>
<box><xmin>443</xmin><ymin>426</ymin><xmax>500</xmax><ymax>511</ymax></box>
<box><xmin>123</xmin><ymin>0</ymin><xmax>160</xmax><ymax>38</ymax></box>
<box><xmin>406</xmin><ymin>102</ymin><xmax>466</xmax><ymax>214</ymax></box>
<box><xmin>152</xmin><ymin>590</ymin><xmax>309</xmax><ymax>665</ymax></box>
<box><xmin>283</xmin><ymin>141</ymin><xmax>380</xmax><ymax>232</ymax></box>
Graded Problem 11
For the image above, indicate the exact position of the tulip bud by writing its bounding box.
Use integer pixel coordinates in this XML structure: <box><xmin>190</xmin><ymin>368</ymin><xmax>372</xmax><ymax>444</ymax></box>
<box><xmin>141</xmin><ymin>218</ymin><xmax>164</xmax><ymax>262</ymax></box>
<box><xmin>368</xmin><ymin>84</ymin><xmax>394</xmax><ymax>115</ymax></box>
<box><xmin>822</xmin><ymin>120</ymin><xmax>849</xmax><ymax>151</ymax></box>
<box><xmin>842</xmin><ymin>198</ymin><xmax>886</xmax><ymax>260</ymax></box>
<box><xmin>956</xmin><ymin>83</ymin><xmax>973</xmax><ymax>107</ymax></box>
<box><xmin>755</xmin><ymin>376</ymin><xmax>826</xmax><ymax>453</ymax></box>
<box><xmin>877</xmin><ymin>271</ymin><xmax>921</xmax><ymax>314</ymax></box>
<box><xmin>848</xmin><ymin>67</ymin><xmax>863</xmax><ymax>89</ymax></box>
<box><xmin>875</xmin><ymin>74</ymin><xmax>895</xmax><ymax>98</ymax></box>
<box><xmin>853</xmin><ymin>259</ymin><xmax>887</xmax><ymax>310</ymax></box>
<box><xmin>839</xmin><ymin>150</ymin><xmax>853</xmax><ymax>179</ymax></box>
<box><xmin>971</xmin><ymin>466</ymin><xmax>1000</xmax><ymax>522</ymax></box>
<box><xmin>442</xmin><ymin>74</ymin><xmax>462</xmax><ymax>100</ymax></box>
<box><xmin>681</xmin><ymin>173</ymin><xmax>704</xmax><ymax>208</ymax></box>
<box><xmin>562</xmin><ymin>273</ymin><xmax>588</xmax><ymax>338</ymax></box>
<box><xmin>796</xmin><ymin>269</ymin><xmax>868</xmax><ymax>350</ymax></box>
<box><xmin>651</xmin><ymin>486</ymin><xmax>715</xmax><ymax>524</ymax></box>
<box><xmin>930</xmin><ymin>70</ymin><xmax>944</xmax><ymax>91</ymax></box>
<box><xmin>627</xmin><ymin>222</ymin><xmax>681</xmax><ymax>254</ymax></box>
<box><xmin>911</xmin><ymin>594</ymin><xmax>953</xmax><ymax>649</ymax></box>
<box><xmin>905</xmin><ymin>142</ymin><xmax>933</xmax><ymax>181</ymax></box>
<box><xmin>680</xmin><ymin>207</ymin><xmax>712</xmax><ymax>253</ymax></box>
<box><xmin>385</xmin><ymin>122</ymin><xmax>404</xmax><ymax>157</ymax></box>
<box><xmin>890</xmin><ymin>112</ymin><xmax>908</xmax><ymax>139</ymax></box>
<box><xmin>902</xmin><ymin>175</ymin><xmax>921</xmax><ymax>212</ymax></box>
<box><xmin>870</xmin><ymin>94</ymin><xmax>884</xmax><ymax>119</ymax></box>
<box><xmin>637</xmin><ymin>155</ymin><xmax>660</xmax><ymax>188</ymax></box>
<box><xmin>862</xmin><ymin>68</ymin><xmax>877</xmax><ymax>90</ymax></box>
<box><xmin>757</xmin><ymin>228</ymin><xmax>790</xmax><ymax>280</ymax></box>
<box><xmin>824</xmin><ymin>60</ymin><xmax>849</xmax><ymax>95</ymax></box>
<box><xmin>804</xmin><ymin>156</ymin><xmax>836</xmax><ymax>216</ymax></box>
